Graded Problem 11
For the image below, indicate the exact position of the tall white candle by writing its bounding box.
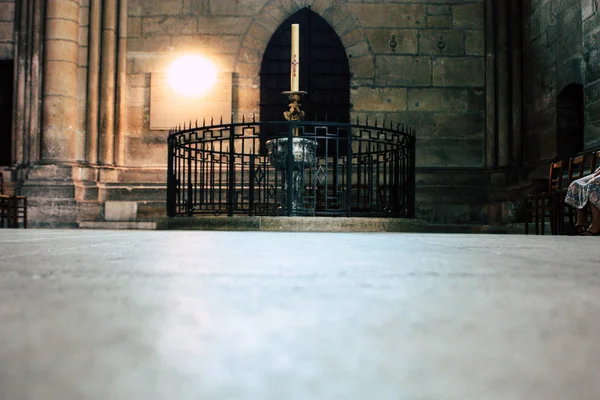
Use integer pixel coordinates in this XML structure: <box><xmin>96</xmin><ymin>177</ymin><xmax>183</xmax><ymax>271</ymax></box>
<box><xmin>290</xmin><ymin>24</ymin><xmax>300</xmax><ymax>92</ymax></box>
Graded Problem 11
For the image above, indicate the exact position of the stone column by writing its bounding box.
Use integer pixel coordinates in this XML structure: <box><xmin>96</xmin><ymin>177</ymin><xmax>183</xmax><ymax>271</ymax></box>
<box><xmin>115</xmin><ymin>0</ymin><xmax>128</xmax><ymax>166</ymax></box>
<box><xmin>13</xmin><ymin>0</ymin><xmax>29</xmax><ymax>165</ymax></box>
<box><xmin>85</xmin><ymin>0</ymin><xmax>101</xmax><ymax>164</ymax></box>
<box><xmin>496</xmin><ymin>0</ymin><xmax>510</xmax><ymax>168</ymax></box>
<box><xmin>28</xmin><ymin>0</ymin><xmax>44</xmax><ymax>164</ymax></box>
<box><xmin>485</xmin><ymin>0</ymin><xmax>496</xmax><ymax>167</ymax></box>
<box><xmin>41</xmin><ymin>0</ymin><xmax>80</xmax><ymax>162</ymax></box>
<box><xmin>509</xmin><ymin>0</ymin><xmax>523</xmax><ymax>166</ymax></box>
<box><xmin>14</xmin><ymin>0</ymin><xmax>44</xmax><ymax>165</ymax></box>
<box><xmin>98</xmin><ymin>0</ymin><xmax>117</xmax><ymax>165</ymax></box>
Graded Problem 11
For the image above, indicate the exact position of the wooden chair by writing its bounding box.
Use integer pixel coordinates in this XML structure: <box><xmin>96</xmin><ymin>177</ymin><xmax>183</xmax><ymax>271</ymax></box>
<box><xmin>590</xmin><ymin>150</ymin><xmax>600</xmax><ymax>174</ymax></box>
<box><xmin>524</xmin><ymin>160</ymin><xmax>564</xmax><ymax>235</ymax></box>
<box><xmin>0</xmin><ymin>173</ymin><xmax>28</xmax><ymax>229</ymax></box>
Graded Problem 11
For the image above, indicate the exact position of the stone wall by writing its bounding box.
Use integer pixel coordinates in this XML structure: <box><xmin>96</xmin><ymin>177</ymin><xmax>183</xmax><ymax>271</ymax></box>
<box><xmin>0</xmin><ymin>0</ymin><xmax>14</xmax><ymax>59</ymax></box>
<box><xmin>126</xmin><ymin>0</ymin><xmax>486</xmax><ymax>170</ymax></box>
<box><xmin>522</xmin><ymin>0</ymin><xmax>583</xmax><ymax>164</ymax></box>
<box><xmin>582</xmin><ymin>0</ymin><xmax>600</xmax><ymax>145</ymax></box>
<box><xmin>126</xmin><ymin>0</ymin><xmax>258</xmax><ymax>167</ymax></box>
<box><xmin>6</xmin><ymin>0</ymin><xmax>491</xmax><ymax>225</ymax></box>
<box><xmin>349</xmin><ymin>2</ymin><xmax>485</xmax><ymax>168</ymax></box>
<box><xmin>122</xmin><ymin>0</ymin><xmax>487</xmax><ymax>223</ymax></box>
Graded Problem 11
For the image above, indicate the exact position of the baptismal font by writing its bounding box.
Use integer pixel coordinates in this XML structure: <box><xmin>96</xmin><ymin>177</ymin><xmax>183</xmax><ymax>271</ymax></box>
<box><xmin>265</xmin><ymin>23</ymin><xmax>317</xmax><ymax>213</ymax></box>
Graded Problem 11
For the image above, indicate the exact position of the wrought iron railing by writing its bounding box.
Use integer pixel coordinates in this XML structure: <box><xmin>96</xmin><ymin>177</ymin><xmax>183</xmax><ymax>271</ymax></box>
<box><xmin>167</xmin><ymin>118</ymin><xmax>416</xmax><ymax>218</ymax></box>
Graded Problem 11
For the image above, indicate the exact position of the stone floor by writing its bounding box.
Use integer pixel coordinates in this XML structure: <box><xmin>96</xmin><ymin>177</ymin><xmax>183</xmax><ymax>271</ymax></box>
<box><xmin>1</xmin><ymin>229</ymin><xmax>599</xmax><ymax>400</ymax></box>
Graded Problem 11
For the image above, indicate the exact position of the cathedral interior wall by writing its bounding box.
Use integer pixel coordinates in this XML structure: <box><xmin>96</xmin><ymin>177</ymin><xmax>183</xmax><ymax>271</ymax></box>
<box><xmin>522</xmin><ymin>0</ymin><xmax>600</xmax><ymax>164</ymax></box>
<box><xmin>0</xmin><ymin>0</ymin><xmax>14</xmax><ymax>60</ymax></box>
<box><xmin>8</xmin><ymin>0</ymin><xmax>599</xmax><ymax>226</ymax></box>
<box><xmin>124</xmin><ymin>0</ymin><xmax>486</xmax><ymax>171</ymax></box>
<box><xmin>122</xmin><ymin>0</ymin><xmax>487</xmax><ymax>223</ymax></box>
<box><xmin>582</xmin><ymin>0</ymin><xmax>600</xmax><ymax>146</ymax></box>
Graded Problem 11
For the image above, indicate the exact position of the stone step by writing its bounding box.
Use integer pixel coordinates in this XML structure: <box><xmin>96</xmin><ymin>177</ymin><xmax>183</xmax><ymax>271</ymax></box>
<box><xmin>152</xmin><ymin>216</ymin><xmax>527</xmax><ymax>234</ymax></box>
<box><xmin>75</xmin><ymin>215</ymin><xmax>556</xmax><ymax>234</ymax></box>
<box><xmin>80</xmin><ymin>221</ymin><xmax>157</xmax><ymax>230</ymax></box>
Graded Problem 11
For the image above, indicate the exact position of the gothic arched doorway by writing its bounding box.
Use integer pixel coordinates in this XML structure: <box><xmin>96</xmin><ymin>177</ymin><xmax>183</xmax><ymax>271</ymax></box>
<box><xmin>556</xmin><ymin>83</ymin><xmax>584</xmax><ymax>160</ymax></box>
<box><xmin>259</xmin><ymin>7</ymin><xmax>351</xmax><ymax>123</ymax></box>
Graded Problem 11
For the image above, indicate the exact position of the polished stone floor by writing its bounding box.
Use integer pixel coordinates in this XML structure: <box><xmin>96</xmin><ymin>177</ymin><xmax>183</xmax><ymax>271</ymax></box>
<box><xmin>1</xmin><ymin>229</ymin><xmax>599</xmax><ymax>400</ymax></box>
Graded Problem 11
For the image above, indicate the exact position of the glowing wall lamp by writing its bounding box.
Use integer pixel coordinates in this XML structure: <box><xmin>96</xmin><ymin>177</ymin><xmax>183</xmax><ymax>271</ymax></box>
<box><xmin>167</xmin><ymin>55</ymin><xmax>218</xmax><ymax>97</ymax></box>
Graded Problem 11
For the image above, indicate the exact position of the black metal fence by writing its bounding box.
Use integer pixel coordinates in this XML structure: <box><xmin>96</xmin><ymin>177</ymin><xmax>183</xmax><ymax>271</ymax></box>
<box><xmin>167</xmin><ymin>118</ymin><xmax>416</xmax><ymax>218</ymax></box>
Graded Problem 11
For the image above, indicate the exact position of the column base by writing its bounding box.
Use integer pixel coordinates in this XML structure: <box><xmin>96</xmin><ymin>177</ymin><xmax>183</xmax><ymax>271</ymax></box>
<box><xmin>18</xmin><ymin>164</ymin><xmax>99</xmax><ymax>228</ymax></box>
<box><xmin>16</xmin><ymin>164</ymin><xmax>168</xmax><ymax>227</ymax></box>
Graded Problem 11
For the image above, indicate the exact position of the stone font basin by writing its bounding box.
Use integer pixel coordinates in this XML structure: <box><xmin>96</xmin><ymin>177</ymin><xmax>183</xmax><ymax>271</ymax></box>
<box><xmin>266</xmin><ymin>137</ymin><xmax>317</xmax><ymax>170</ymax></box>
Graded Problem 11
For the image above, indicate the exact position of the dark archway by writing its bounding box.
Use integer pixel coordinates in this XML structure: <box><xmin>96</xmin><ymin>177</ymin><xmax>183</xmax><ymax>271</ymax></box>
<box><xmin>259</xmin><ymin>7</ymin><xmax>351</xmax><ymax>123</ymax></box>
<box><xmin>0</xmin><ymin>60</ymin><xmax>13</xmax><ymax>166</ymax></box>
<box><xmin>556</xmin><ymin>83</ymin><xmax>584</xmax><ymax>160</ymax></box>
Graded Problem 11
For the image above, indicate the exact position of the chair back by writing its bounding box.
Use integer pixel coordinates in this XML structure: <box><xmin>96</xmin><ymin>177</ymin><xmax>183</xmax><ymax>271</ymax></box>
<box><xmin>590</xmin><ymin>150</ymin><xmax>600</xmax><ymax>173</ymax></box>
<box><xmin>548</xmin><ymin>160</ymin><xmax>564</xmax><ymax>193</ymax></box>
<box><xmin>567</xmin><ymin>155</ymin><xmax>586</xmax><ymax>184</ymax></box>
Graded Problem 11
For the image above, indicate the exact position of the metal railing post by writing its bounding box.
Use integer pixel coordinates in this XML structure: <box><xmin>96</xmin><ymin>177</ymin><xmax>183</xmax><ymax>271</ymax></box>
<box><xmin>186</xmin><ymin>143</ymin><xmax>193</xmax><ymax>216</ymax></box>
<box><xmin>346</xmin><ymin>126</ymin><xmax>352</xmax><ymax>216</ymax></box>
<box><xmin>249</xmin><ymin>153</ymin><xmax>255</xmax><ymax>216</ymax></box>
<box><xmin>408</xmin><ymin>133</ymin><xmax>416</xmax><ymax>217</ymax></box>
<box><xmin>286</xmin><ymin>122</ymin><xmax>294</xmax><ymax>216</ymax></box>
<box><xmin>166</xmin><ymin>135</ymin><xmax>175</xmax><ymax>217</ymax></box>
<box><xmin>228</xmin><ymin>124</ymin><xmax>235</xmax><ymax>216</ymax></box>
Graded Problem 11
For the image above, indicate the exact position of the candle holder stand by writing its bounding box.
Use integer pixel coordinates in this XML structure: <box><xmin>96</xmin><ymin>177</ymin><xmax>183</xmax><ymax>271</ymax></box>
<box><xmin>265</xmin><ymin>90</ymin><xmax>317</xmax><ymax>214</ymax></box>
<box><xmin>282</xmin><ymin>91</ymin><xmax>307</xmax><ymax>131</ymax></box>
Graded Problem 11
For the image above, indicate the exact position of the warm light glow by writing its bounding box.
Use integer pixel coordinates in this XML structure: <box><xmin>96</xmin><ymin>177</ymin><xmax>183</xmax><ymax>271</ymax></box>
<box><xmin>167</xmin><ymin>55</ymin><xmax>217</xmax><ymax>97</ymax></box>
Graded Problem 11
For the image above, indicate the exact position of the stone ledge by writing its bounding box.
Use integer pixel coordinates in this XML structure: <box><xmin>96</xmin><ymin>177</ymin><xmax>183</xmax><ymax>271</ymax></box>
<box><xmin>155</xmin><ymin>216</ymin><xmax>473</xmax><ymax>233</ymax></box>
<box><xmin>79</xmin><ymin>221</ymin><xmax>157</xmax><ymax>230</ymax></box>
<box><xmin>79</xmin><ymin>217</ymin><xmax>529</xmax><ymax>234</ymax></box>
<box><xmin>156</xmin><ymin>216</ymin><xmax>261</xmax><ymax>231</ymax></box>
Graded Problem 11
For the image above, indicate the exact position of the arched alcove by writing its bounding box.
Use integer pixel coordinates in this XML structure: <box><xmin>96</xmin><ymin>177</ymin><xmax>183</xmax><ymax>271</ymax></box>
<box><xmin>556</xmin><ymin>83</ymin><xmax>584</xmax><ymax>160</ymax></box>
<box><xmin>259</xmin><ymin>7</ymin><xmax>351</xmax><ymax>122</ymax></box>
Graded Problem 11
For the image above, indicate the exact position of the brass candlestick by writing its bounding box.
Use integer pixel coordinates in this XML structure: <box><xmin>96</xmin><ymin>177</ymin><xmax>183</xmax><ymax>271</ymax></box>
<box><xmin>264</xmin><ymin>91</ymin><xmax>316</xmax><ymax>214</ymax></box>
<box><xmin>282</xmin><ymin>91</ymin><xmax>307</xmax><ymax>136</ymax></box>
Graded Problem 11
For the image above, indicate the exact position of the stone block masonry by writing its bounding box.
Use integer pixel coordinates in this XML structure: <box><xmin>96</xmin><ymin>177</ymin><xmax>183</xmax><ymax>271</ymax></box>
<box><xmin>105</xmin><ymin>201</ymin><xmax>138</xmax><ymax>221</ymax></box>
<box><xmin>347</xmin><ymin>1</ymin><xmax>486</xmax><ymax>168</ymax></box>
<box><xmin>121</xmin><ymin>0</ymin><xmax>487</xmax><ymax>224</ymax></box>
<box><xmin>0</xmin><ymin>0</ymin><xmax>15</xmax><ymax>59</ymax></box>
<box><xmin>7</xmin><ymin>0</ymin><xmax>492</xmax><ymax>226</ymax></box>
<box><xmin>125</xmin><ymin>0</ymin><xmax>486</xmax><ymax>170</ymax></box>
<box><xmin>582</xmin><ymin>1</ymin><xmax>600</xmax><ymax>146</ymax></box>
<box><xmin>522</xmin><ymin>0</ymin><xmax>588</xmax><ymax>163</ymax></box>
